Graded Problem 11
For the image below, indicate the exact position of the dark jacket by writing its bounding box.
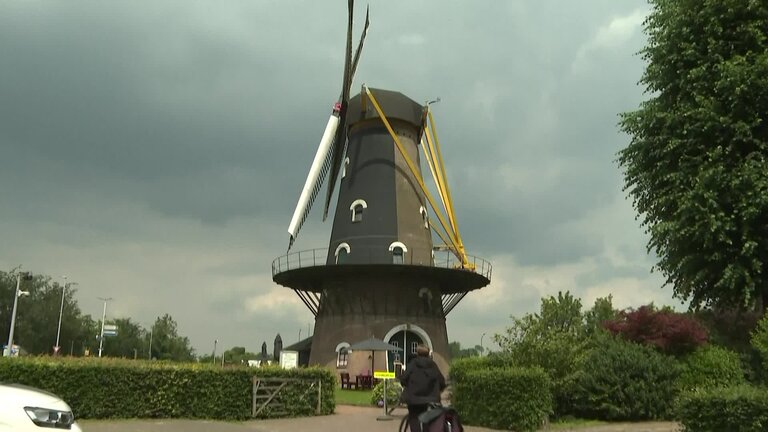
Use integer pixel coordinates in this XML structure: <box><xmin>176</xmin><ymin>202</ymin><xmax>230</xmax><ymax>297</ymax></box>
<box><xmin>399</xmin><ymin>356</ymin><xmax>446</xmax><ymax>405</ymax></box>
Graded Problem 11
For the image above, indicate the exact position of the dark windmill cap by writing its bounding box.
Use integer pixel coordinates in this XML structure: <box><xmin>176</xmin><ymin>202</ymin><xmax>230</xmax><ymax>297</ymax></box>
<box><xmin>346</xmin><ymin>88</ymin><xmax>424</xmax><ymax>128</ymax></box>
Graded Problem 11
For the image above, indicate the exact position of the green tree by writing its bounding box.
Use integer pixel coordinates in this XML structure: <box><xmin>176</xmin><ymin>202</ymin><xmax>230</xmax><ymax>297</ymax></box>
<box><xmin>493</xmin><ymin>292</ymin><xmax>587</xmax><ymax>417</ymax></box>
<box><xmin>618</xmin><ymin>0</ymin><xmax>768</xmax><ymax>311</ymax></box>
<box><xmin>584</xmin><ymin>294</ymin><xmax>618</xmax><ymax>336</ymax></box>
<box><xmin>221</xmin><ymin>346</ymin><xmax>259</xmax><ymax>364</ymax></box>
<box><xmin>493</xmin><ymin>292</ymin><xmax>619</xmax><ymax>417</ymax></box>
<box><xmin>102</xmin><ymin>317</ymin><xmax>146</xmax><ymax>359</ymax></box>
<box><xmin>149</xmin><ymin>314</ymin><xmax>195</xmax><ymax>361</ymax></box>
<box><xmin>448</xmin><ymin>341</ymin><xmax>480</xmax><ymax>359</ymax></box>
<box><xmin>0</xmin><ymin>271</ymin><xmax>97</xmax><ymax>356</ymax></box>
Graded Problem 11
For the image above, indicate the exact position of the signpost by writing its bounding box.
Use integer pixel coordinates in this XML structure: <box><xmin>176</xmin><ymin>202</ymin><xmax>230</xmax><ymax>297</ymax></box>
<box><xmin>374</xmin><ymin>370</ymin><xmax>396</xmax><ymax>421</ymax></box>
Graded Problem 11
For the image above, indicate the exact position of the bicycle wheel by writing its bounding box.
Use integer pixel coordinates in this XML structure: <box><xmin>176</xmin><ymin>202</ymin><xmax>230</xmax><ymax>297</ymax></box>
<box><xmin>398</xmin><ymin>414</ymin><xmax>409</xmax><ymax>432</ymax></box>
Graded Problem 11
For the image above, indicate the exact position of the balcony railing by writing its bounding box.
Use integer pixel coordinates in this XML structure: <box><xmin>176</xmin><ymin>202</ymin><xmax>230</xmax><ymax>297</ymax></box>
<box><xmin>271</xmin><ymin>246</ymin><xmax>492</xmax><ymax>281</ymax></box>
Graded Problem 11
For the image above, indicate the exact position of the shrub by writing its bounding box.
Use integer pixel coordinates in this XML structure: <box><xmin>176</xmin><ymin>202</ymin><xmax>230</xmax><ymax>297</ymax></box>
<box><xmin>370</xmin><ymin>380</ymin><xmax>402</xmax><ymax>407</ymax></box>
<box><xmin>603</xmin><ymin>305</ymin><xmax>708</xmax><ymax>356</ymax></box>
<box><xmin>750</xmin><ymin>312</ymin><xmax>768</xmax><ymax>372</ymax></box>
<box><xmin>572</xmin><ymin>335</ymin><xmax>680</xmax><ymax>420</ymax></box>
<box><xmin>677</xmin><ymin>345</ymin><xmax>744</xmax><ymax>391</ymax></box>
<box><xmin>676</xmin><ymin>385</ymin><xmax>768</xmax><ymax>432</ymax></box>
<box><xmin>0</xmin><ymin>357</ymin><xmax>335</xmax><ymax>419</ymax></box>
<box><xmin>492</xmin><ymin>292</ymin><xmax>617</xmax><ymax>418</ymax></box>
<box><xmin>452</xmin><ymin>366</ymin><xmax>551</xmax><ymax>432</ymax></box>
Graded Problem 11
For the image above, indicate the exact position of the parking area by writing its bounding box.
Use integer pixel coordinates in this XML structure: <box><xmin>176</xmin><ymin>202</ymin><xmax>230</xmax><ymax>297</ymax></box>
<box><xmin>79</xmin><ymin>405</ymin><xmax>680</xmax><ymax>432</ymax></box>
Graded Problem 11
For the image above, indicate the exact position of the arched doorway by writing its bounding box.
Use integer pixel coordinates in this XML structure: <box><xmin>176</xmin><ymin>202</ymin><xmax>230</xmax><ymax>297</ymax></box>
<box><xmin>387</xmin><ymin>330</ymin><xmax>423</xmax><ymax>373</ymax></box>
<box><xmin>384</xmin><ymin>324</ymin><xmax>433</xmax><ymax>374</ymax></box>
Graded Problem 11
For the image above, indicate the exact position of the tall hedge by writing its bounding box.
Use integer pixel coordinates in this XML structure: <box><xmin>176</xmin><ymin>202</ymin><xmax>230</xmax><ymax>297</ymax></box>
<box><xmin>451</xmin><ymin>359</ymin><xmax>551</xmax><ymax>432</ymax></box>
<box><xmin>0</xmin><ymin>357</ymin><xmax>334</xmax><ymax>419</ymax></box>
<box><xmin>676</xmin><ymin>385</ymin><xmax>768</xmax><ymax>432</ymax></box>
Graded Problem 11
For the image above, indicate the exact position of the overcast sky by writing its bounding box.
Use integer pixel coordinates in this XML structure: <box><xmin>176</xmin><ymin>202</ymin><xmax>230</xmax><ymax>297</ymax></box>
<box><xmin>0</xmin><ymin>1</ymin><xmax>680</xmax><ymax>355</ymax></box>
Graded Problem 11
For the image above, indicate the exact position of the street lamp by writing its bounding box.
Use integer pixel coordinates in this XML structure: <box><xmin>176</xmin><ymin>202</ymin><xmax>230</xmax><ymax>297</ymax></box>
<box><xmin>97</xmin><ymin>297</ymin><xmax>113</xmax><ymax>358</ymax></box>
<box><xmin>5</xmin><ymin>271</ymin><xmax>32</xmax><ymax>357</ymax></box>
<box><xmin>148</xmin><ymin>325</ymin><xmax>154</xmax><ymax>360</ymax></box>
<box><xmin>480</xmin><ymin>332</ymin><xmax>487</xmax><ymax>356</ymax></box>
<box><xmin>55</xmin><ymin>276</ymin><xmax>77</xmax><ymax>356</ymax></box>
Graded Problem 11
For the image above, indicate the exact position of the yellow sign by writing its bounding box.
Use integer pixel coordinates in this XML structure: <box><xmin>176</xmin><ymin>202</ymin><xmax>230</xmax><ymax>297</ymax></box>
<box><xmin>373</xmin><ymin>371</ymin><xmax>396</xmax><ymax>379</ymax></box>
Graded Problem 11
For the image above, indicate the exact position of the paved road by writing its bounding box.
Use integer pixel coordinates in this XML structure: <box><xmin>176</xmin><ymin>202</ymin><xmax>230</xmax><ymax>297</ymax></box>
<box><xmin>80</xmin><ymin>405</ymin><xmax>680</xmax><ymax>432</ymax></box>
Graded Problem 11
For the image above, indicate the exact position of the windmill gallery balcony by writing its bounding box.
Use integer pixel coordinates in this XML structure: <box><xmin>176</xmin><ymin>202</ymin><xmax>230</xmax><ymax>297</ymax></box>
<box><xmin>272</xmin><ymin>246</ymin><xmax>491</xmax><ymax>279</ymax></box>
<box><xmin>272</xmin><ymin>246</ymin><xmax>492</xmax><ymax>317</ymax></box>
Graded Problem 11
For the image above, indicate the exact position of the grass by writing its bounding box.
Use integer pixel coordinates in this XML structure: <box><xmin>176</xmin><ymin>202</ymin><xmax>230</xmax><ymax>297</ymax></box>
<box><xmin>336</xmin><ymin>389</ymin><xmax>374</xmax><ymax>406</ymax></box>
<box><xmin>548</xmin><ymin>419</ymin><xmax>608</xmax><ymax>430</ymax></box>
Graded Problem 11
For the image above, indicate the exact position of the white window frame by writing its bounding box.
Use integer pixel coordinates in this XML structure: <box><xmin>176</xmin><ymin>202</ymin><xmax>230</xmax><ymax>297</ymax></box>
<box><xmin>334</xmin><ymin>242</ymin><xmax>351</xmax><ymax>264</ymax></box>
<box><xmin>335</xmin><ymin>342</ymin><xmax>350</xmax><ymax>368</ymax></box>
<box><xmin>350</xmin><ymin>199</ymin><xmax>367</xmax><ymax>223</ymax></box>
<box><xmin>419</xmin><ymin>206</ymin><xmax>429</xmax><ymax>229</ymax></box>
<box><xmin>389</xmin><ymin>241</ymin><xmax>407</xmax><ymax>264</ymax></box>
<box><xmin>341</xmin><ymin>157</ymin><xmax>350</xmax><ymax>179</ymax></box>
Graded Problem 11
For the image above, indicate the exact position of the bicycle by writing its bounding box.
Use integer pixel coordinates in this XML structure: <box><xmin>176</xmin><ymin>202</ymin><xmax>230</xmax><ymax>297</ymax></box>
<box><xmin>398</xmin><ymin>412</ymin><xmax>409</xmax><ymax>432</ymax></box>
<box><xmin>397</xmin><ymin>404</ymin><xmax>461</xmax><ymax>432</ymax></box>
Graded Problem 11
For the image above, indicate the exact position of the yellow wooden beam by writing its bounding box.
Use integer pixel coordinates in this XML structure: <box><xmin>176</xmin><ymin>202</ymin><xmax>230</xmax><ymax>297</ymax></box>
<box><xmin>423</xmin><ymin>122</ymin><xmax>456</xmax><ymax>237</ymax></box>
<box><xmin>428</xmin><ymin>109</ymin><xmax>469</xmax><ymax>266</ymax></box>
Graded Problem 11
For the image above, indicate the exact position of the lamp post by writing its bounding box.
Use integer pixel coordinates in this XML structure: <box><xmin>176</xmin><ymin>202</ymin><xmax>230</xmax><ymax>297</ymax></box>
<box><xmin>480</xmin><ymin>332</ymin><xmax>487</xmax><ymax>357</ymax></box>
<box><xmin>5</xmin><ymin>271</ymin><xmax>32</xmax><ymax>357</ymax></box>
<box><xmin>97</xmin><ymin>297</ymin><xmax>113</xmax><ymax>358</ymax></box>
<box><xmin>212</xmin><ymin>339</ymin><xmax>218</xmax><ymax>364</ymax></box>
<box><xmin>148</xmin><ymin>326</ymin><xmax>153</xmax><ymax>360</ymax></box>
<box><xmin>55</xmin><ymin>276</ymin><xmax>77</xmax><ymax>356</ymax></box>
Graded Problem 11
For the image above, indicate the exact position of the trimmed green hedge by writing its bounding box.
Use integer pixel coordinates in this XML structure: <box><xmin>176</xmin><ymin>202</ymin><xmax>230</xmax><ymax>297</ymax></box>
<box><xmin>449</xmin><ymin>354</ymin><xmax>515</xmax><ymax>383</ymax></box>
<box><xmin>0</xmin><ymin>357</ymin><xmax>335</xmax><ymax>420</ymax></box>
<box><xmin>676</xmin><ymin>385</ymin><xmax>768</xmax><ymax>432</ymax></box>
<box><xmin>450</xmin><ymin>359</ymin><xmax>551</xmax><ymax>432</ymax></box>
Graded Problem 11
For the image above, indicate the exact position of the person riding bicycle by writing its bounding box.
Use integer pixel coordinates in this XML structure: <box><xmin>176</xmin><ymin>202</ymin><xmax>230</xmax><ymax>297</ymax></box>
<box><xmin>399</xmin><ymin>345</ymin><xmax>446</xmax><ymax>431</ymax></box>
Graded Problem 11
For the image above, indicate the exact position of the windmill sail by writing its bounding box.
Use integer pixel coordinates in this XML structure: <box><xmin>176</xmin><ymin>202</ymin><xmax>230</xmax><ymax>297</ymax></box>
<box><xmin>286</xmin><ymin>2</ymin><xmax>370</xmax><ymax>249</ymax></box>
<box><xmin>286</xmin><ymin>114</ymin><xmax>340</xmax><ymax>249</ymax></box>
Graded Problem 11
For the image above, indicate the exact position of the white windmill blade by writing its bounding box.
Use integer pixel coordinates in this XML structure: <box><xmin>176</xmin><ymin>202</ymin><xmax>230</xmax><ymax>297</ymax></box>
<box><xmin>287</xmin><ymin>114</ymin><xmax>340</xmax><ymax>250</ymax></box>
<box><xmin>287</xmin><ymin>1</ymin><xmax>371</xmax><ymax>249</ymax></box>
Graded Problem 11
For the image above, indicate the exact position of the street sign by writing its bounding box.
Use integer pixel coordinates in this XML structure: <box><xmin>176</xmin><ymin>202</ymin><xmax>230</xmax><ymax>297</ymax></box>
<box><xmin>102</xmin><ymin>324</ymin><xmax>118</xmax><ymax>337</ymax></box>
<box><xmin>373</xmin><ymin>371</ymin><xmax>396</xmax><ymax>379</ymax></box>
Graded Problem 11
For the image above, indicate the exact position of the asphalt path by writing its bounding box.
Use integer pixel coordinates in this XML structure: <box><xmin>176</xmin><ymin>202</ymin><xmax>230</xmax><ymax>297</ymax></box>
<box><xmin>80</xmin><ymin>405</ymin><xmax>680</xmax><ymax>432</ymax></box>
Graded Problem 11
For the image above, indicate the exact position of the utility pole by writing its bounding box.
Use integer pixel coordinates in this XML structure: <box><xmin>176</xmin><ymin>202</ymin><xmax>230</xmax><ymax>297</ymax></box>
<box><xmin>5</xmin><ymin>271</ymin><xmax>32</xmax><ymax>357</ymax></box>
<box><xmin>97</xmin><ymin>297</ymin><xmax>113</xmax><ymax>358</ymax></box>
<box><xmin>212</xmin><ymin>339</ymin><xmax>217</xmax><ymax>364</ymax></box>
<box><xmin>55</xmin><ymin>276</ymin><xmax>76</xmax><ymax>356</ymax></box>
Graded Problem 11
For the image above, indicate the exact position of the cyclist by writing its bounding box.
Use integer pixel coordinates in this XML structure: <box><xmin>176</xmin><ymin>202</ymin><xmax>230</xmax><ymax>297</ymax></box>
<box><xmin>399</xmin><ymin>345</ymin><xmax>446</xmax><ymax>431</ymax></box>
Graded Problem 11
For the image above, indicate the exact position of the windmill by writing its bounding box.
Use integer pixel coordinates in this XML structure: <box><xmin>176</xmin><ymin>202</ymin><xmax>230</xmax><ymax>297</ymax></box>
<box><xmin>273</xmin><ymin>1</ymin><xmax>491</xmax><ymax>374</ymax></box>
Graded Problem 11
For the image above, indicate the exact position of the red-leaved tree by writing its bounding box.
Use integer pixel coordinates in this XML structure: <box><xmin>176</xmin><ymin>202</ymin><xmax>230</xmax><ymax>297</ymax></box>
<box><xmin>602</xmin><ymin>305</ymin><xmax>708</xmax><ymax>356</ymax></box>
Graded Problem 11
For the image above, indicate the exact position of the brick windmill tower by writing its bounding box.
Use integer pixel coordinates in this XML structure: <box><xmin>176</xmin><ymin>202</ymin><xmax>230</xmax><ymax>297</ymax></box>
<box><xmin>272</xmin><ymin>0</ymin><xmax>491</xmax><ymax>375</ymax></box>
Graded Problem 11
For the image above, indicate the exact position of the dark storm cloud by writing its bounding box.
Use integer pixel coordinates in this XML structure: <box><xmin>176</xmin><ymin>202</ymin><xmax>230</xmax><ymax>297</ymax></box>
<box><xmin>0</xmin><ymin>0</ymin><xmax>658</xmax><ymax>352</ymax></box>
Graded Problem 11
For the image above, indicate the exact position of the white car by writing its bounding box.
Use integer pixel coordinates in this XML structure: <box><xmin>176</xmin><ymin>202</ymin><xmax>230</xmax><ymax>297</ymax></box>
<box><xmin>0</xmin><ymin>383</ymin><xmax>83</xmax><ymax>431</ymax></box>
